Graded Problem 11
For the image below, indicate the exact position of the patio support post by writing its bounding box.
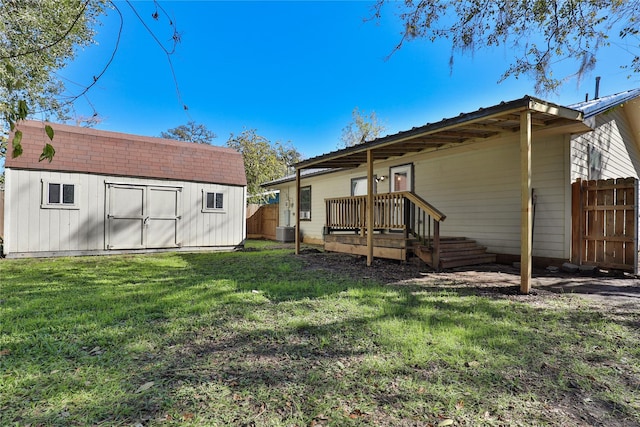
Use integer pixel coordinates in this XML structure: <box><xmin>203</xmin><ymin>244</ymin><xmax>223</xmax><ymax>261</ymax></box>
<box><xmin>295</xmin><ymin>167</ymin><xmax>301</xmax><ymax>255</ymax></box>
<box><xmin>520</xmin><ymin>110</ymin><xmax>532</xmax><ymax>294</ymax></box>
<box><xmin>366</xmin><ymin>149</ymin><xmax>374</xmax><ymax>266</ymax></box>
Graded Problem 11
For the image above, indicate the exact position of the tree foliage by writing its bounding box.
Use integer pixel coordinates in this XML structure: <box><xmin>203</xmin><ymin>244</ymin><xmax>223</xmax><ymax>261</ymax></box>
<box><xmin>373</xmin><ymin>0</ymin><xmax>640</xmax><ymax>93</ymax></box>
<box><xmin>340</xmin><ymin>107</ymin><xmax>386</xmax><ymax>148</ymax></box>
<box><xmin>1</xmin><ymin>0</ymin><xmax>106</xmax><ymax>160</ymax></box>
<box><xmin>161</xmin><ymin>121</ymin><xmax>217</xmax><ymax>144</ymax></box>
<box><xmin>1</xmin><ymin>0</ymin><xmax>184</xmax><ymax>163</ymax></box>
<box><xmin>226</xmin><ymin>129</ymin><xmax>302</xmax><ymax>203</ymax></box>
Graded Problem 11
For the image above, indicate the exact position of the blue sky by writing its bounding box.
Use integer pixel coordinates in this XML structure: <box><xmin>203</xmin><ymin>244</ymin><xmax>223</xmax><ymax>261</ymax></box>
<box><xmin>57</xmin><ymin>0</ymin><xmax>640</xmax><ymax>160</ymax></box>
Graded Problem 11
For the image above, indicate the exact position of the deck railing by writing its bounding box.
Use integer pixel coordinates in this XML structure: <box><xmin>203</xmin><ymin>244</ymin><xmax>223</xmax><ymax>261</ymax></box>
<box><xmin>325</xmin><ymin>191</ymin><xmax>446</xmax><ymax>257</ymax></box>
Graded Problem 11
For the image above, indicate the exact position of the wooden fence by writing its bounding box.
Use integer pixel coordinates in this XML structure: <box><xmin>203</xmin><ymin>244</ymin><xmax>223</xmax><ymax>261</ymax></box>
<box><xmin>246</xmin><ymin>204</ymin><xmax>279</xmax><ymax>240</ymax></box>
<box><xmin>571</xmin><ymin>177</ymin><xmax>638</xmax><ymax>272</ymax></box>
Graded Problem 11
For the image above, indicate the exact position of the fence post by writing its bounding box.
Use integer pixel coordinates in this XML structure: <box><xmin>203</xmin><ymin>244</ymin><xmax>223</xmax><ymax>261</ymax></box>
<box><xmin>571</xmin><ymin>179</ymin><xmax>583</xmax><ymax>265</ymax></box>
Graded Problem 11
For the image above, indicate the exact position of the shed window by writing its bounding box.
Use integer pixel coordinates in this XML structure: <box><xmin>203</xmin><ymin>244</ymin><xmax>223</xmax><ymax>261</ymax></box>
<box><xmin>300</xmin><ymin>186</ymin><xmax>311</xmax><ymax>220</ymax></box>
<box><xmin>42</xmin><ymin>181</ymin><xmax>78</xmax><ymax>209</ymax></box>
<box><xmin>203</xmin><ymin>190</ymin><xmax>225</xmax><ymax>212</ymax></box>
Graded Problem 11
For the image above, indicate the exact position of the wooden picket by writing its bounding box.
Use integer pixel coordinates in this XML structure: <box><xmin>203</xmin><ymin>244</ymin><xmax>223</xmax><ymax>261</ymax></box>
<box><xmin>246</xmin><ymin>204</ymin><xmax>279</xmax><ymax>240</ymax></box>
<box><xmin>571</xmin><ymin>178</ymin><xmax>638</xmax><ymax>272</ymax></box>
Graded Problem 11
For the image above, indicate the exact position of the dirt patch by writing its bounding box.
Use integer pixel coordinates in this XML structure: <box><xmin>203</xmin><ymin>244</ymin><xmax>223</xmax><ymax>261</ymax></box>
<box><xmin>297</xmin><ymin>250</ymin><xmax>640</xmax><ymax>309</ymax></box>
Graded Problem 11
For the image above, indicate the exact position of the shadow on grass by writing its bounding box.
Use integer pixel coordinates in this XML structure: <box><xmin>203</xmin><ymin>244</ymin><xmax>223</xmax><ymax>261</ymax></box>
<box><xmin>1</xmin><ymin>250</ymin><xmax>638</xmax><ymax>426</ymax></box>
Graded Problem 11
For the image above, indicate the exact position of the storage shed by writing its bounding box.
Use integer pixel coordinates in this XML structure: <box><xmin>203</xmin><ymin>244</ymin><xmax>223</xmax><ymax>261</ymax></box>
<box><xmin>3</xmin><ymin>120</ymin><xmax>247</xmax><ymax>257</ymax></box>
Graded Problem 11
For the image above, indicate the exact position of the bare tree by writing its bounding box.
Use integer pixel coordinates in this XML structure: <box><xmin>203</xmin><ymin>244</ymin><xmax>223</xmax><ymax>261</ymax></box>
<box><xmin>161</xmin><ymin>121</ymin><xmax>217</xmax><ymax>144</ymax></box>
<box><xmin>340</xmin><ymin>107</ymin><xmax>386</xmax><ymax>148</ymax></box>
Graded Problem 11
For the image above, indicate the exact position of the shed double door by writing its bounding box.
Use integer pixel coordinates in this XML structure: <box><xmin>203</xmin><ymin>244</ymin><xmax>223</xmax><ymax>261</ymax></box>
<box><xmin>106</xmin><ymin>183</ymin><xmax>182</xmax><ymax>250</ymax></box>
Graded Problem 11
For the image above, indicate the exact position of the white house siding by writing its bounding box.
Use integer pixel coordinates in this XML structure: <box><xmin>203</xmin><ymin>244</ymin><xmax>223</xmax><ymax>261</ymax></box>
<box><xmin>274</xmin><ymin>134</ymin><xmax>569</xmax><ymax>259</ymax></box>
<box><xmin>4</xmin><ymin>169</ymin><xmax>245</xmax><ymax>257</ymax></box>
<box><xmin>571</xmin><ymin>107</ymin><xmax>640</xmax><ymax>180</ymax></box>
<box><xmin>409</xmin><ymin>135</ymin><xmax>567</xmax><ymax>259</ymax></box>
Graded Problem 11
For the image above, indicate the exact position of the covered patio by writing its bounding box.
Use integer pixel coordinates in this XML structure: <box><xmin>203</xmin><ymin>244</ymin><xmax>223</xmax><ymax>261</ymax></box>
<box><xmin>291</xmin><ymin>96</ymin><xmax>588</xmax><ymax>294</ymax></box>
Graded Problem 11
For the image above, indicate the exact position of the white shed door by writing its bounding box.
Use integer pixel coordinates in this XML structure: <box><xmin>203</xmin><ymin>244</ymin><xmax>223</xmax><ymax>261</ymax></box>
<box><xmin>146</xmin><ymin>187</ymin><xmax>180</xmax><ymax>248</ymax></box>
<box><xmin>106</xmin><ymin>184</ymin><xmax>181</xmax><ymax>250</ymax></box>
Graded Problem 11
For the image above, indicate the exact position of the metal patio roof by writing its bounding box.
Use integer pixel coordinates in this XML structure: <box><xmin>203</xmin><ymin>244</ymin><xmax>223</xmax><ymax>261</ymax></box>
<box><xmin>295</xmin><ymin>95</ymin><xmax>587</xmax><ymax>170</ymax></box>
<box><xmin>569</xmin><ymin>88</ymin><xmax>640</xmax><ymax>118</ymax></box>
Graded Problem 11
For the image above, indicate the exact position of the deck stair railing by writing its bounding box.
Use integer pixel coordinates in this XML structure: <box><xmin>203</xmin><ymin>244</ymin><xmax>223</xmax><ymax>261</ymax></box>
<box><xmin>325</xmin><ymin>191</ymin><xmax>446</xmax><ymax>264</ymax></box>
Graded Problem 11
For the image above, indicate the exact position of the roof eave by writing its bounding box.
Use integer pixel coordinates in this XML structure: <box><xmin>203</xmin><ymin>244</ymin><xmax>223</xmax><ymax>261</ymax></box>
<box><xmin>295</xmin><ymin>96</ymin><xmax>583</xmax><ymax>170</ymax></box>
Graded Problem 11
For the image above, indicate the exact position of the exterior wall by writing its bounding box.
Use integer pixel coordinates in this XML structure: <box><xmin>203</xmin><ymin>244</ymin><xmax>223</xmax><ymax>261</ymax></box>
<box><xmin>272</xmin><ymin>133</ymin><xmax>570</xmax><ymax>259</ymax></box>
<box><xmin>412</xmin><ymin>135</ymin><xmax>568</xmax><ymax>259</ymax></box>
<box><xmin>571</xmin><ymin>107</ymin><xmax>640</xmax><ymax>181</ymax></box>
<box><xmin>4</xmin><ymin>169</ymin><xmax>246</xmax><ymax>257</ymax></box>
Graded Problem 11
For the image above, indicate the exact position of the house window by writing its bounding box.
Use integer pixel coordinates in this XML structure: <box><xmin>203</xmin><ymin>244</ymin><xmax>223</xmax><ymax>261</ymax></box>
<box><xmin>390</xmin><ymin>164</ymin><xmax>413</xmax><ymax>192</ymax></box>
<box><xmin>202</xmin><ymin>190</ymin><xmax>224</xmax><ymax>212</ymax></box>
<box><xmin>41</xmin><ymin>181</ymin><xmax>78</xmax><ymax>209</ymax></box>
<box><xmin>351</xmin><ymin>176</ymin><xmax>377</xmax><ymax>196</ymax></box>
<box><xmin>300</xmin><ymin>186</ymin><xmax>311</xmax><ymax>220</ymax></box>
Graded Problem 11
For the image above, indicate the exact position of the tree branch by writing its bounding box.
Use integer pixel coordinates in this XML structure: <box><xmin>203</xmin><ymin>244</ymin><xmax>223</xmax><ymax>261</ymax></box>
<box><xmin>0</xmin><ymin>0</ymin><xmax>92</xmax><ymax>60</ymax></box>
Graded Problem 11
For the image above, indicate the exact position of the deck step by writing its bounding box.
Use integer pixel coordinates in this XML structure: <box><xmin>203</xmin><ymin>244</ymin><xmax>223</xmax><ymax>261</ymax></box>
<box><xmin>440</xmin><ymin>240</ymin><xmax>479</xmax><ymax>250</ymax></box>
<box><xmin>440</xmin><ymin>254</ymin><xmax>497</xmax><ymax>269</ymax></box>
<box><xmin>412</xmin><ymin>237</ymin><xmax>496</xmax><ymax>270</ymax></box>
<box><xmin>441</xmin><ymin>247</ymin><xmax>489</xmax><ymax>257</ymax></box>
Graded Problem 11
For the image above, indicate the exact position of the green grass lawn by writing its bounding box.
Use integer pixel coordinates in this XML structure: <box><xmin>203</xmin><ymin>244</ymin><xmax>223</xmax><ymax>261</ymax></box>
<box><xmin>1</xmin><ymin>241</ymin><xmax>638</xmax><ymax>426</ymax></box>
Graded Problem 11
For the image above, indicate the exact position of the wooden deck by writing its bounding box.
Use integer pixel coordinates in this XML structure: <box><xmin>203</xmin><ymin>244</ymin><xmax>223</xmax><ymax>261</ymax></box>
<box><xmin>322</xmin><ymin>192</ymin><xmax>497</xmax><ymax>269</ymax></box>
<box><xmin>324</xmin><ymin>233</ymin><xmax>410</xmax><ymax>261</ymax></box>
<box><xmin>324</xmin><ymin>234</ymin><xmax>496</xmax><ymax>269</ymax></box>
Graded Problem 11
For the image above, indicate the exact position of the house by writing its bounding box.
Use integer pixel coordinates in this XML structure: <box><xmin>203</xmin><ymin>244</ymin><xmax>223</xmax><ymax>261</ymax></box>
<box><xmin>263</xmin><ymin>89</ymin><xmax>640</xmax><ymax>292</ymax></box>
<box><xmin>3</xmin><ymin>120</ymin><xmax>247</xmax><ymax>257</ymax></box>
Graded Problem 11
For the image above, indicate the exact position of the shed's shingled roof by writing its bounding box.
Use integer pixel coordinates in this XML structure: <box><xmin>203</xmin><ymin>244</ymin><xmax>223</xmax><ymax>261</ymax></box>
<box><xmin>6</xmin><ymin>121</ymin><xmax>247</xmax><ymax>186</ymax></box>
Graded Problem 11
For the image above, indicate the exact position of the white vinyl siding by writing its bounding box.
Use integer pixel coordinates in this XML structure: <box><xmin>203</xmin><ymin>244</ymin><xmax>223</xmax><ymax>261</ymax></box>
<box><xmin>571</xmin><ymin>108</ymin><xmax>640</xmax><ymax>180</ymax></box>
<box><xmin>4</xmin><ymin>169</ymin><xmax>246</xmax><ymax>257</ymax></box>
<box><xmin>409</xmin><ymin>136</ymin><xmax>566</xmax><ymax>259</ymax></box>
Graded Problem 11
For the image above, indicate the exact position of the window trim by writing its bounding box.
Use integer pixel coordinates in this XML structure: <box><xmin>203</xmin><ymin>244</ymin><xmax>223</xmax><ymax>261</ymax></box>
<box><xmin>299</xmin><ymin>185</ymin><xmax>311</xmax><ymax>221</ymax></box>
<box><xmin>351</xmin><ymin>176</ymin><xmax>377</xmax><ymax>196</ymax></box>
<box><xmin>201</xmin><ymin>189</ymin><xmax>226</xmax><ymax>213</ymax></box>
<box><xmin>41</xmin><ymin>180</ymin><xmax>79</xmax><ymax>210</ymax></box>
<box><xmin>389</xmin><ymin>163</ymin><xmax>414</xmax><ymax>193</ymax></box>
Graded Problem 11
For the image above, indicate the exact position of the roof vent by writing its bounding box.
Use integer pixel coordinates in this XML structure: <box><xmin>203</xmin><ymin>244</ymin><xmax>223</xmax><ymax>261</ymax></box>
<box><xmin>595</xmin><ymin>76</ymin><xmax>601</xmax><ymax>100</ymax></box>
